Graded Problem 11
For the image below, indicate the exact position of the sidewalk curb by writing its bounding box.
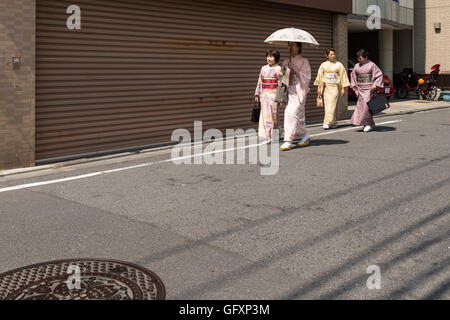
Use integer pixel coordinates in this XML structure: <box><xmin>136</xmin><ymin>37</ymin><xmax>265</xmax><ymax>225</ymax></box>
<box><xmin>1</xmin><ymin>104</ymin><xmax>449</xmax><ymax>178</ymax></box>
<box><xmin>373</xmin><ymin>104</ymin><xmax>450</xmax><ymax>118</ymax></box>
<box><xmin>0</xmin><ymin>165</ymin><xmax>56</xmax><ymax>177</ymax></box>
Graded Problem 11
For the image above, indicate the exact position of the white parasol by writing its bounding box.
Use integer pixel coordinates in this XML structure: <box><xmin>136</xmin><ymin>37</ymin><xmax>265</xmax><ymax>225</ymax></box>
<box><xmin>264</xmin><ymin>27</ymin><xmax>320</xmax><ymax>48</ymax></box>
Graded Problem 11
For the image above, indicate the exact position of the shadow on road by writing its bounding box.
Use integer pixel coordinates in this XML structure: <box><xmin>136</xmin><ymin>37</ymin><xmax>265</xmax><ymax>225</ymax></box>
<box><xmin>353</xmin><ymin>125</ymin><xmax>397</xmax><ymax>132</ymax></box>
<box><xmin>171</xmin><ymin>180</ymin><xmax>450</xmax><ymax>300</ymax></box>
<box><xmin>134</xmin><ymin>153</ymin><xmax>450</xmax><ymax>299</ymax></box>
<box><xmin>309</xmin><ymin>139</ymin><xmax>349</xmax><ymax>147</ymax></box>
<box><xmin>374</xmin><ymin>126</ymin><xmax>397</xmax><ymax>132</ymax></box>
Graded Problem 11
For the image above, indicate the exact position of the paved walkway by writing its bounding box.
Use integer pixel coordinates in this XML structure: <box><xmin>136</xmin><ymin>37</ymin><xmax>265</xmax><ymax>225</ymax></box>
<box><xmin>1</xmin><ymin>108</ymin><xmax>449</xmax><ymax>299</ymax></box>
<box><xmin>348</xmin><ymin>97</ymin><xmax>450</xmax><ymax>118</ymax></box>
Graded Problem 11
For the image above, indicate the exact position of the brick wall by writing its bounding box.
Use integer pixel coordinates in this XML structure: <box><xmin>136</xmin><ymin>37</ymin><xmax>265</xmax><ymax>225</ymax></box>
<box><xmin>425</xmin><ymin>0</ymin><xmax>450</xmax><ymax>73</ymax></box>
<box><xmin>0</xmin><ymin>0</ymin><xmax>35</xmax><ymax>170</ymax></box>
<box><xmin>415</xmin><ymin>0</ymin><xmax>450</xmax><ymax>74</ymax></box>
<box><xmin>333</xmin><ymin>14</ymin><xmax>349</xmax><ymax>121</ymax></box>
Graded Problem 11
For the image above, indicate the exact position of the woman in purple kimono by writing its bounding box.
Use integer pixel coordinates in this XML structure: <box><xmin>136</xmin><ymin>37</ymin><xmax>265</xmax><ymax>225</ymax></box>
<box><xmin>350</xmin><ymin>49</ymin><xmax>384</xmax><ymax>132</ymax></box>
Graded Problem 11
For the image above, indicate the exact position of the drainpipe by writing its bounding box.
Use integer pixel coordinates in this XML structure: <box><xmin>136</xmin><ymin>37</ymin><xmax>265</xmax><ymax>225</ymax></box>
<box><xmin>412</xmin><ymin>20</ymin><xmax>415</xmax><ymax>70</ymax></box>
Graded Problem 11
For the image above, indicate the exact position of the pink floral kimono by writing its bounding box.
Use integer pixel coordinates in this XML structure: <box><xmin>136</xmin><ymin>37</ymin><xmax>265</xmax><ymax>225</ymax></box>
<box><xmin>255</xmin><ymin>64</ymin><xmax>281</xmax><ymax>140</ymax></box>
<box><xmin>282</xmin><ymin>55</ymin><xmax>311</xmax><ymax>142</ymax></box>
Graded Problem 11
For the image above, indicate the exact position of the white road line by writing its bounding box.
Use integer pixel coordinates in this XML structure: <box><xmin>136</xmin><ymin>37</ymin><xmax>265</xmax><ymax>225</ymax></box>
<box><xmin>0</xmin><ymin>119</ymin><xmax>403</xmax><ymax>193</ymax></box>
<box><xmin>310</xmin><ymin>120</ymin><xmax>403</xmax><ymax>137</ymax></box>
<box><xmin>0</xmin><ymin>172</ymin><xmax>103</xmax><ymax>193</ymax></box>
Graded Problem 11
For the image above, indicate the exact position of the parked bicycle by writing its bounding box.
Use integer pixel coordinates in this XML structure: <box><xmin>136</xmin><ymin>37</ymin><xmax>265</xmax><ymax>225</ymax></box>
<box><xmin>396</xmin><ymin>68</ymin><xmax>418</xmax><ymax>99</ymax></box>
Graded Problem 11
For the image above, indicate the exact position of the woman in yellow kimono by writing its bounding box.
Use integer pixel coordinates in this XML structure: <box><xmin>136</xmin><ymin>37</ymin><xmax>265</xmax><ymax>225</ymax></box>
<box><xmin>314</xmin><ymin>48</ymin><xmax>350</xmax><ymax>129</ymax></box>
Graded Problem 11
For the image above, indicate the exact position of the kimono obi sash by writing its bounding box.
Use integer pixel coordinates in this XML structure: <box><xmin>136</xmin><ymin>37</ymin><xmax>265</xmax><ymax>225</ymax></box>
<box><xmin>357</xmin><ymin>73</ymin><xmax>373</xmax><ymax>84</ymax></box>
<box><xmin>323</xmin><ymin>72</ymin><xmax>340</xmax><ymax>84</ymax></box>
<box><xmin>262</xmin><ymin>77</ymin><xmax>278</xmax><ymax>90</ymax></box>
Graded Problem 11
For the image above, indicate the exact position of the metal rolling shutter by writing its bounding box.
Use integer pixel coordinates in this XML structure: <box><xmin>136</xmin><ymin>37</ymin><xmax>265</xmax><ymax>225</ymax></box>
<box><xmin>36</xmin><ymin>0</ymin><xmax>332</xmax><ymax>160</ymax></box>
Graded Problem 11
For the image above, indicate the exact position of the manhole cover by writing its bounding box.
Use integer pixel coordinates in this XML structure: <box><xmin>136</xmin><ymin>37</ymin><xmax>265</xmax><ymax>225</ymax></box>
<box><xmin>0</xmin><ymin>259</ymin><xmax>165</xmax><ymax>300</ymax></box>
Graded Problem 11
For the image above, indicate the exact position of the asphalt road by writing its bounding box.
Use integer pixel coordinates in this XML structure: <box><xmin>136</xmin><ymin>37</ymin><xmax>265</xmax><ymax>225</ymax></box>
<box><xmin>1</xmin><ymin>108</ymin><xmax>449</xmax><ymax>300</ymax></box>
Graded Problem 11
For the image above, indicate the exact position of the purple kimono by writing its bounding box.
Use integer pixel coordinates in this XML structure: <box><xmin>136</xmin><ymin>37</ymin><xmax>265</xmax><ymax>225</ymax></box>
<box><xmin>350</xmin><ymin>60</ymin><xmax>384</xmax><ymax>126</ymax></box>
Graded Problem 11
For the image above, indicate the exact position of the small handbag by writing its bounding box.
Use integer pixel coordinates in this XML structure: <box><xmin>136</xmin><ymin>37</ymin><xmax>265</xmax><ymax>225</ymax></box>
<box><xmin>251</xmin><ymin>100</ymin><xmax>261</xmax><ymax>123</ymax></box>
<box><xmin>317</xmin><ymin>94</ymin><xmax>324</xmax><ymax>107</ymax></box>
<box><xmin>368</xmin><ymin>89</ymin><xmax>390</xmax><ymax>114</ymax></box>
<box><xmin>275</xmin><ymin>83</ymin><xmax>289</xmax><ymax>104</ymax></box>
<box><xmin>275</xmin><ymin>66</ymin><xmax>289</xmax><ymax>104</ymax></box>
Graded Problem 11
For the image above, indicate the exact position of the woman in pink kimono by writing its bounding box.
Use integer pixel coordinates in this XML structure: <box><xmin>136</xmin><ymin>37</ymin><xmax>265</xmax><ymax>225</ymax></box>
<box><xmin>280</xmin><ymin>42</ymin><xmax>311</xmax><ymax>151</ymax></box>
<box><xmin>255</xmin><ymin>49</ymin><xmax>282</xmax><ymax>141</ymax></box>
<box><xmin>350</xmin><ymin>49</ymin><xmax>384</xmax><ymax>132</ymax></box>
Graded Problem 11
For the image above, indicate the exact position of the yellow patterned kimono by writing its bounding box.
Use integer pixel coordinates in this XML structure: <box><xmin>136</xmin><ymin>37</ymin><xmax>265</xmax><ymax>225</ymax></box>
<box><xmin>314</xmin><ymin>60</ymin><xmax>350</xmax><ymax>126</ymax></box>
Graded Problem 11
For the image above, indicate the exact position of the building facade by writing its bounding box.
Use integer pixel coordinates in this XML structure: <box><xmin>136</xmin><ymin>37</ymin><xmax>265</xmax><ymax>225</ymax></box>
<box><xmin>348</xmin><ymin>0</ymin><xmax>414</xmax><ymax>79</ymax></box>
<box><xmin>414</xmin><ymin>0</ymin><xmax>450</xmax><ymax>74</ymax></box>
<box><xmin>1</xmin><ymin>0</ymin><xmax>351</xmax><ymax>170</ymax></box>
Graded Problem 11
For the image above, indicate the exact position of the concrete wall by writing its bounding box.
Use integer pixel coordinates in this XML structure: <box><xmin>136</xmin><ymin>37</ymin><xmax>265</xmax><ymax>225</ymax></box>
<box><xmin>394</xmin><ymin>29</ymin><xmax>414</xmax><ymax>73</ymax></box>
<box><xmin>0</xmin><ymin>0</ymin><xmax>35</xmax><ymax>170</ymax></box>
<box><xmin>353</xmin><ymin>0</ymin><xmax>414</xmax><ymax>26</ymax></box>
<box><xmin>333</xmin><ymin>14</ymin><xmax>349</xmax><ymax>120</ymax></box>
<box><xmin>414</xmin><ymin>0</ymin><xmax>426</xmax><ymax>73</ymax></box>
<box><xmin>379</xmin><ymin>29</ymin><xmax>394</xmax><ymax>79</ymax></box>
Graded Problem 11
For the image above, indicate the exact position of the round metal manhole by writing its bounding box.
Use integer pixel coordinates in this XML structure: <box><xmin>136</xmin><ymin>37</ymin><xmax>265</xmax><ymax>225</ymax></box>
<box><xmin>0</xmin><ymin>259</ymin><xmax>165</xmax><ymax>300</ymax></box>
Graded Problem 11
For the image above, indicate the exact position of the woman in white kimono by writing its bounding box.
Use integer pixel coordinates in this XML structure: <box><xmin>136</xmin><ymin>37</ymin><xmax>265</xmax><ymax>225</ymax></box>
<box><xmin>280</xmin><ymin>42</ymin><xmax>312</xmax><ymax>151</ymax></box>
<box><xmin>314</xmin><ymin>48</ymin><xmax>350</xmax><ymax>129</ymax></box>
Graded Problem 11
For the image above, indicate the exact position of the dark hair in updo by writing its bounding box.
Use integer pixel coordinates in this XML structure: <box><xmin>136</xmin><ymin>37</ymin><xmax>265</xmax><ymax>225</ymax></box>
<box><xmin>356</xmin><ymin>48</ymin><xmax>369</xmax><ymax>58</ymax></box>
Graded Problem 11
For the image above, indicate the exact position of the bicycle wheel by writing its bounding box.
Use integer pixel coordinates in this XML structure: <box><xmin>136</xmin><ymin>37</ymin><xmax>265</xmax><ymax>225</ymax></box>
<box><xmin>427</xmin><ymin>87</ymin><xmax>438</xmax><ymax>101</ymax></box>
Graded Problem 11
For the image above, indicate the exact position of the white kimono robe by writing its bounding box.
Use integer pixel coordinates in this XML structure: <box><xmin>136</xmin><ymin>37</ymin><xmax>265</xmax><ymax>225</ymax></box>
<box><xmin>282</xmin><ymin>54</ymin><xmax>311</xmax><ymax>142</ymax></box>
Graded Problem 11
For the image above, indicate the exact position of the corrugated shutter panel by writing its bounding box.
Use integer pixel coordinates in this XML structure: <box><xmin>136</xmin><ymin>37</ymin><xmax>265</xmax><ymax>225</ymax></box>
<box><xmin>36</xmin><ymin>0</ymin><xmax>332</xmax><ymax>160</ymax></box>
